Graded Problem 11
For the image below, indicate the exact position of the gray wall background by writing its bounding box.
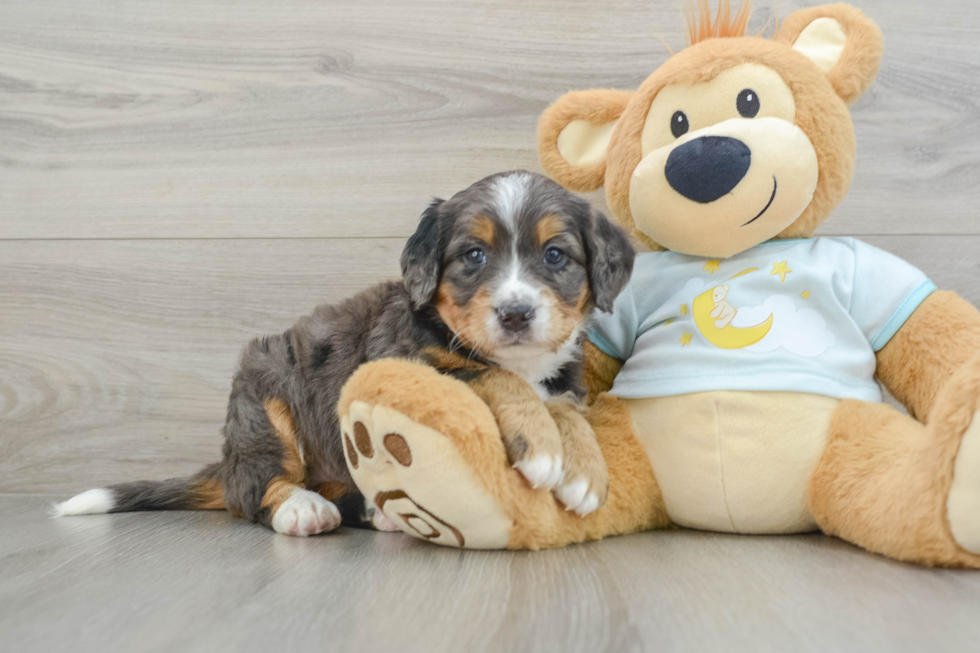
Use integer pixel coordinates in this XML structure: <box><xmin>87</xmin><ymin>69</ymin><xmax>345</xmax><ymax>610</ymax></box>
<box><xmin>1</xmin><ymin>0</ymin><xmax>977</xmax><ymax>492</ymax></box>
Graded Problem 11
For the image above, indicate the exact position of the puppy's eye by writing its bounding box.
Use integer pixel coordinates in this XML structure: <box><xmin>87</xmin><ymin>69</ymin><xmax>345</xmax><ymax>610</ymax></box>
<box><xmin>670</xmin><ymin>110</ymin><xmax>689</xmax><ymax>138</ymax></box>
<box><xmin>544</xmin><ymin>247</ymin><xmax>565</xmax><ymax>266</ymax></box>
<box><xmin>464</xmin><ymin>247</ymin><xmax>486</xmax><ymax>265</ymax></box>
<box><xmin>736</xmin><ymin>89</ymin><xmax>760</xmax><ymax>118</ymax></box>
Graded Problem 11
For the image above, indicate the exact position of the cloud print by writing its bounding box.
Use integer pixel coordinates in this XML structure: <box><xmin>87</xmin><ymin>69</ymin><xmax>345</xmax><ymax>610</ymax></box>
<box><xmin>733</xmin><ymin>294</ymin><xmax>836</xmax><ymax>357</ymax></box>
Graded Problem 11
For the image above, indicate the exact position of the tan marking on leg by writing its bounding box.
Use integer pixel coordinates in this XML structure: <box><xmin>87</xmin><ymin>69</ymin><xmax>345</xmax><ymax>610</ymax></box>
<box><xmin>383</xmin><ymin>433</ymin><xmax>413</xmax><ymax>466</ymax></box>
<box><xmin>535</xmin><ymin>214</ymin><xmax>564</xmax><ymax>246</ymax></box>
<box><xmin>469</xmin><ymin>214</ymin><xmax>496</xmax><ymax>246</ymax></box>
<box><xmin>265</xmin><ymin>398</ymin><xmax>306</xmax><ymax>481</ymax></box>
<box><xmin>190</xmin><ymin>477</ymin><xmax>226</xmax><ymax>510</ymax></box>
<box><xmin>317</xmin><ymin>481</ymin><xmax>350</xmax><ymax>501</ymax></box>
<box><xmin>260</xmin><ymin>398</ymin><xmax>308</xmax><ymax>514</ymax></box>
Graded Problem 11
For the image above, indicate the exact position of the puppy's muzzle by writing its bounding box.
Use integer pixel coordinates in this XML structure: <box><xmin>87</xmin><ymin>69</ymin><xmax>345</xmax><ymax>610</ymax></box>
<box><xmin>496</xmin><ymin>304</ymin><xmax>535</xmax><ymax>332</ymax></box>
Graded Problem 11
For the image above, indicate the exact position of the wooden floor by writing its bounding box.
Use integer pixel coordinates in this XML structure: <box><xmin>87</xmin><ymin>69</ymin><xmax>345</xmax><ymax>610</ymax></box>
<box><xmin>2</xmin><ymin>494</ymin><xmax>980</xmax><ymax>653</ymax></box>
<box><xmin>1</xmin><ymin>0</ymin><xmax>979</xmax><ymax>650</ymax></box>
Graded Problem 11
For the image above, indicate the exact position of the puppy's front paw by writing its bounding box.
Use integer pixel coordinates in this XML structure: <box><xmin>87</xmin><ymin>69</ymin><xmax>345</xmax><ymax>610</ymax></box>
<box><xmin>271</xmin><ymin>488</ymin><xmax>341</xmax><ymax>536</ymax></box>
<box><xmin>549</xmin><ymin>402</ymin><xmax>608</xmax><ymax>517</ymax></box>
<box><xmin>499</xmin><ymin>407</ymin><xmax>564</xmax><ymax>490</ymax></box>
<box><xmin>556</xmin><ymin>473</ymin><xmax>606</xmax><ymax>517</ymax></box>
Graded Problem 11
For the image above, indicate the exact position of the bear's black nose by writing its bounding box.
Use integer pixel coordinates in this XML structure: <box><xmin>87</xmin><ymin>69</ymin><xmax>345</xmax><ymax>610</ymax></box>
<box><xmin>665</xmin><ymin>136</ymin><xmax>751</xmax><ymax>204</ymax></box>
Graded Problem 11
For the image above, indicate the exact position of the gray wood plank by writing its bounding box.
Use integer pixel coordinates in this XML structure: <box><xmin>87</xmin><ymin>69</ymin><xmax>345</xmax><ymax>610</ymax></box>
<box><xmin>2</xmin><ymin>494</ymin><xmax>980</xmax><ymax>653</ymax></box>
<box><xmin>0</xmin><ymin>235</ymin><xmax>976</xmax><ymax>492</ymax></box>
<box><xmin>0</xmin><ymin>238</ymin><xmax>402</xmax><ymax>492</ymax></box>
<box><xmin>1</xmin><ymin>0</ymin><xmax>978</xmax><ymax>239</ymax></box>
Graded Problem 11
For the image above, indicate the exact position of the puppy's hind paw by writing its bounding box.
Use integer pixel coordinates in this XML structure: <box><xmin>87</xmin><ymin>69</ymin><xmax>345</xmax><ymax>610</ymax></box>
<box><xmin>271</xmin><ymin>489</ymin><xmax>341</xmax><ymax>537</ymax></box>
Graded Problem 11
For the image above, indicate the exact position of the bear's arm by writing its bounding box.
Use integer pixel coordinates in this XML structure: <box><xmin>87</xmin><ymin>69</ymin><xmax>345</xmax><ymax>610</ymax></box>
<box><xmin>583</xmin><ymin>340</ymin><xmax>624</xmax><ymax>404</ymax></box>
<box><xmin>876</xmin><ymin>291</ymin><xmax>980</xmax><ymax>421</ymax></box>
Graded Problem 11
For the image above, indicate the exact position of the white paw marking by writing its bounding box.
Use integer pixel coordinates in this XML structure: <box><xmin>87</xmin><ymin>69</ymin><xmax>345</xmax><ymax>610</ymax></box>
<box><xmin>556</xmin><ymin>479</ymin><xmax>600</xmax><ymax>516</ymax></box>
<box><xmin>372</xmin><ymin>510</ymin><xmax>401</xmax><ymax>532</ymax></box>
<box><xmin>271</xmin><ymin>489</ymin><xmax>341</xmax><ymax>537</ymax></box>
<box><xmin>557</xmin><ymin>478</ymin><xmax>588</xmax><ymax>511</ymax></box>
<box><xmin>52</xmin><ymin>489</ymin><xmax>114</xmax><ymax>516</ymax></box>
<box><xmin>575</xmin><ymin>492</ymin><xmax>600</xmax><ymax>517</ymax></box>
<box><xmin>514</xmin><ymin>454</ymin><xmax>563</xmax><ymax>490</ymax></box>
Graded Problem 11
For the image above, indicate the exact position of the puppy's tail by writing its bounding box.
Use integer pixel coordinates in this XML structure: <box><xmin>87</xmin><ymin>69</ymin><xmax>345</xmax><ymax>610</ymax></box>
<box><xmin>52</xmin><ymin>463</ymin><xmax>225</xmax><ymax>516</ymax></box>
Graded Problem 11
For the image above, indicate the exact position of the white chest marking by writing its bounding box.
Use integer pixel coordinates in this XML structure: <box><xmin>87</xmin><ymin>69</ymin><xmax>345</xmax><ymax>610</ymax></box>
<box><xmin>495</xmin><ymin>325</ymin><xmax>583</xmax><ymax>399</ymax></box>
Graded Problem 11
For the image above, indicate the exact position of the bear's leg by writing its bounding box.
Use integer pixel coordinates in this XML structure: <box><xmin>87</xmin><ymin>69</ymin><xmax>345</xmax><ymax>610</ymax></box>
<box><xmin>338</xmin><ymin>358</ymin><xmax>669</xmax><ymax>549</ymax></box>
<box><xmin>809</xmin><ymin>357</ymin><xmax>980</xmax><ymax>567</ymax></box>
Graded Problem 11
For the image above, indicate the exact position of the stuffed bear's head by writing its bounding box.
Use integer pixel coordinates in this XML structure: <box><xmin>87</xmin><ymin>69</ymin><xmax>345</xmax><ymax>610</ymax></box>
<box><xmin>538</xmin><ymin>2</ymin><xmax>883</xmax><ymax>258</ymax></box>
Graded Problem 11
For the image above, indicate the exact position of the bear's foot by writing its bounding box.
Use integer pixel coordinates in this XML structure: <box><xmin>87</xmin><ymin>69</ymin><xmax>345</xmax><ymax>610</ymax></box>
<box><xmin>341</xmin><ymin>399</ymin><xmax>512</xmax><ymax>548</ymax></box>
<box><xmin>813</xmin><ymin>354</ymin><xmax>980</xmax><ymax>567</ymax></box>
<box><xmin>944</xmin><ymin>356</ymin><xmax>980</xmax><ymax>555</ymax></box>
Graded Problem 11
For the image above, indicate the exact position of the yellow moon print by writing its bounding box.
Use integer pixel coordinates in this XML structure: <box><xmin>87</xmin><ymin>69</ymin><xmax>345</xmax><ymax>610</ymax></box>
<box><xmin>692</xmin><ymin>268</ymin><xmax>773</xmax><ymax>349</ymax></box>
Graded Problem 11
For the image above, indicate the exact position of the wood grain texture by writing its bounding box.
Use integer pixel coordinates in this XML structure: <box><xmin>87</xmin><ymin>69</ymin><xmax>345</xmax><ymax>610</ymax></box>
<box><xmin>1</xmin><ymin>0</ymin><xmax>979</xmax><ymax>238</ymax></box>
<box><xmin>3</xmin><ymin>3</ymin><xmax>979</xmax><ymax>649</ymax></box>
<box><xmin>0</xmin><ymin>236</ymin><xmax>976</xmax><ymax>493</ymax></box>
<box><xmin>0</xmin><ymin>239</ymin><xmax>402</xmax><ymax>492</ymax></box>
<box><xmin>2</xmin><ymin>494</ymin><xmax>980</xmax><ymax>653</ymax></box>
<box><xmin>0</xmin><ymin>1</ymin><xmax>978</xmax><ymax>490</ymax></box>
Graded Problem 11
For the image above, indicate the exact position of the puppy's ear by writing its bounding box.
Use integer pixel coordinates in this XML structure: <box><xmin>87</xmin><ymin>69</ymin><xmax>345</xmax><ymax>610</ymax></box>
<box><xmin>401</xmin><ymin>199</ymin><xmax>445</xmax><ymax>308</ymax></box>
<box><xmin>581</xmin><ymin>206</ymin><xmax>634</xmax><ymax>312</ymax></box>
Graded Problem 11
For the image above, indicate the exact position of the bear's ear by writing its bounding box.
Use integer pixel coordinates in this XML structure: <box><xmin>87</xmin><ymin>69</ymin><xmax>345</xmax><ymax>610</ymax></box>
<box><xmin>776</xmin><ymin>4</ymin><xmax>883</xmax><ymax>105</ymax></box>
<box><xmin>538</xmin><ymin>89</ymin><xmax>633</xmax><ymax>192</ymax></box>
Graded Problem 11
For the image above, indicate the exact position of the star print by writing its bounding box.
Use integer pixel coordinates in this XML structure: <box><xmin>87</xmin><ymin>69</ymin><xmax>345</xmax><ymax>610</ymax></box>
<box><xmin>771</xmin><ymin>260</ymin><xmax>792</xmax><ymax>283</ymax></box>
<box><xmin>703</xmin><ymin>260</ymin><xmax>721</xmax><ymax>275</ymax></box>
<box><xmin>663</xmin><ymin>319</ymin><xmax>675</xmax><ymax>326</ymax></box>
<box><xmin>680</xmin><ymin>304</ymin><xmax>688</xmax><ymax>315</ymax></box>
<box><xmin>679</xmin><ymin>331</ymin><xmax>693</xmax><ymax>346</ymax></box>
<box><xmin>800</xmin><ymin>290</ymin><xmax>811</xmax><ymax>299</ymax></box>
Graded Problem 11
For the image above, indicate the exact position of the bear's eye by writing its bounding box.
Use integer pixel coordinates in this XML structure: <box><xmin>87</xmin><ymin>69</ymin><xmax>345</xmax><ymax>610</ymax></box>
<box><xmin>670</xmin><ymin>110</ymin><xmax>689</xmax><ymax>138</ymax></box>
<box><xmin>737</xmin><ymin>89</ymin><xmax>760</xmax><ymax>118</ymax></box>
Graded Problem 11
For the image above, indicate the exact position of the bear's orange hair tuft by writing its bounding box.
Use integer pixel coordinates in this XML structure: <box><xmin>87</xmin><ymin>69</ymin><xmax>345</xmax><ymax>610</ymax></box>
<box><xmin>685</xmin><ymin>0</ymin><xmax>752</xmax><ymax>45</ymax></box>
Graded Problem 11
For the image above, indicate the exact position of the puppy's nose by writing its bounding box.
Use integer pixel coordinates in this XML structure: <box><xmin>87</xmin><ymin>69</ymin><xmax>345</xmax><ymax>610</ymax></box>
<box><xmin>496</xmin><ymin>304</ymin><xmax>535</xmax><ymax>332</ymax></box>
<box><xmin>665</xmin><ymin>136</ymin><xmax>751</xmax><ymax>204</ymax></box>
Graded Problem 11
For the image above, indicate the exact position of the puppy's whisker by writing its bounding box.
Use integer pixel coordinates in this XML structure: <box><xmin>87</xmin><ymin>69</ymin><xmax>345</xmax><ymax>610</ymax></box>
<box><xmin>447</xmin><ymin>324</ymin><xmax>479</xmax><ymax>354</ymax></box>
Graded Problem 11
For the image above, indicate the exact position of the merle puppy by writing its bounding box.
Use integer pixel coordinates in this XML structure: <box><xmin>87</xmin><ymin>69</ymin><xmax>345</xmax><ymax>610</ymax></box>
<box><xmin>56</xmin><ymin>171</ymin><xmax>634</xmax><ymax>536</ymax></box>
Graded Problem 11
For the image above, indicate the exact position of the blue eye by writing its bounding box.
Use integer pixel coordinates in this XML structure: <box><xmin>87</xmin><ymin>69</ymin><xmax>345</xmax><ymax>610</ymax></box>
<box><xmin>544</xmin><ymin>247</ymin><xmax>565</xmax><ymax>266</ymax></box>
<box><xmin>465</xmin><ymin>248</ymin><xmax>486</xmax><ymax>265</ymax></box>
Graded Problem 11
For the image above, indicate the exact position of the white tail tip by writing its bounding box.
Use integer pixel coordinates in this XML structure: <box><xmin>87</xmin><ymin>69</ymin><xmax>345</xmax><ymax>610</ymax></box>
<box><xmin>52</xmin><ymin>489</ymin><xmax>115</xmax><ymax>517</ymax></box>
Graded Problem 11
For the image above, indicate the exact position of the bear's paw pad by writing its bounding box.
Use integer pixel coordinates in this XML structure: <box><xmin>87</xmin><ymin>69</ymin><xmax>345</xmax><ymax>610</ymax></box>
<box><xmin>341</xmin><ymin>400</ymin><xmax>512</xmax><ymax>549</ymax></box>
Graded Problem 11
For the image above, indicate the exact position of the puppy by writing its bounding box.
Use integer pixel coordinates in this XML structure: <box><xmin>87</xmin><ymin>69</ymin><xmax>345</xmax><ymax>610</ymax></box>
<box><xmin>55</xmin><ymin>171</ymin><xmax>634</xmax><ymax>536</ymax></box>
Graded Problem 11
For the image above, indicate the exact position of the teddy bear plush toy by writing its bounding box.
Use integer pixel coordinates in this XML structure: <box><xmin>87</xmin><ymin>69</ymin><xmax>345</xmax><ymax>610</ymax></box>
<box><xmin>338</xmin><ymin>1</ymin><xmax>980</xmax><ymax>567</ymax></box>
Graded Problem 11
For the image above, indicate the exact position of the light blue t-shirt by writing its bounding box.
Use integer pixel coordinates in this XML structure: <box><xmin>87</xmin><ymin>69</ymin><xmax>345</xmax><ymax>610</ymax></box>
<box><xmin>589</xmin><ymin>238</ymin><xmax>936</xmax><ymax>402</ymax></box>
